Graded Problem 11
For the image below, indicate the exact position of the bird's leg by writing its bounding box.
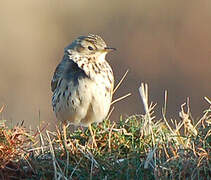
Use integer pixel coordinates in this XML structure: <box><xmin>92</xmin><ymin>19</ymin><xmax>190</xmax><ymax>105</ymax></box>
<box><xmin>88</xmin><ymin>124</ymin><xmax>97</xmax><ymax>147</ymax></box>
<box><xmin>63</xmin><ymin>123</ymin><xmax>67</xmax><ymax>142</ymax></box>
<box><xmin>62</xmin><ymin>123</ymin><xmax>68</xmax><ymax>151</ymax></box>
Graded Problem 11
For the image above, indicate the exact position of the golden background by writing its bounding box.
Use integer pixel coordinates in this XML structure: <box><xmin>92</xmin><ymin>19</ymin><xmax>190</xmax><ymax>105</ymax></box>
<box><xmin>0</xmin><ymin>0</ymin><xmax>211</xmax><ymax>128</ymax></box>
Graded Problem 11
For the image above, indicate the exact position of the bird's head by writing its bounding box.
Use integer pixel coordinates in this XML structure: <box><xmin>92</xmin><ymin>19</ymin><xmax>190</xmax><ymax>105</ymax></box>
<box><xmin>65</xmin><ymin>34</ymin><xmax>116</xmax><ymax>60</ymax></box>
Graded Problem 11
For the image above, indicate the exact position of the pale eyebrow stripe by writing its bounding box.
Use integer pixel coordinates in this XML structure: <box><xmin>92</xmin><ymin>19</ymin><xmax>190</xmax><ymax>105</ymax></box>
<box><xmin>85</xmin><ymin>39</ymin><xmax>98</xmax><ymax>49</ymax></box>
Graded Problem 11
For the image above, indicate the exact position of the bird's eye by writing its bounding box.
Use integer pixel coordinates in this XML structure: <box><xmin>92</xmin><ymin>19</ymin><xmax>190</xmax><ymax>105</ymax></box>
<box><xmin>88</xmin><ymin>46</ymin><xmax>94</xmax><ymax>51</ymax></box>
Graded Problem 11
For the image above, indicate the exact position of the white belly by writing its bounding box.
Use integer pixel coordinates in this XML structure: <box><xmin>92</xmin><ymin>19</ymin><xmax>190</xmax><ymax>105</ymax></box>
<box><xmin>52</xmin><ymin>77</ymin><xmax>112</xmax><ymax>127</ymax></box>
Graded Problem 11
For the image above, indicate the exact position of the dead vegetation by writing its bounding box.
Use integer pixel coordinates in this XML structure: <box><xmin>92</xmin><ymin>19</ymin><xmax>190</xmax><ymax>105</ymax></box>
<box><xmin>0</xmin><ymin>83</ymin><xmax>210</xmax><ymax>179</ymax></box>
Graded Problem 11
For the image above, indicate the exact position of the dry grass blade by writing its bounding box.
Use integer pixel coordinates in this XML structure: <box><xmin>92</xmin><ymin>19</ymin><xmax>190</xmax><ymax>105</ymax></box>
<box><xmin>106</xmin><ymin>106</ymin><xmax>115</xmax><ymax>120</ymax></box>
<box><xmin>204</xmin><ymin>96</ymin><xmax>211</xmax><ymax>105</ymax></box>
<box><xmin>144</xmin><ymin>147</ymin><xmax>157</xmax><ymax>169</ymax></box>
<box><xmin>113</xmin><ymin>69</ymin><xmax>129</xmax><ymax>94</ymax></box>
<box><xmin>0</xmin><ymin>105</ymin><xmax>4</xmax><ymax>114</ymax></box>
<box><xmin>138</xmin><ymin>83</ymin><xmax>155</xmax><ymax>124</ymax></box>
<box><xmin>70</xmin><ymin>157</ymin><xmax>83</xmax><ymax>179</ymax></box>
<box><xmin>111</xmin><ymin>93</ymin><xmax>131</xmax><ymax>105</ymax></box>
<box><xmin>162</xmin><ymin>90</ymin><xmax>168</xmax><ymax>117</ymax></box>
<box><xmin>108</xmin><ymin>122</ymin><xmax>115</xmax><ymax>150</ymax></box>
<box><xmin>138</xmin><ymin>83</ymin><xmax>155</xmax><ymax>145</ymax></box>
<box><xmin>108</xmin><ymin>69</ymin><xmax>131</xmax><ymax>119</ymax></box>
<box><xmin>139</xmin><ymin>83</ymin><xmax>149</xmax><ymax>113</ymax></box>
<box><xmin>46</xmin><ymin>130</ymin><xmax>58</xmax><ymax>180</ymax></box>
<box><xmin>179</xmin><ymin>99</ymin><xmax>198</xmax><ymax>136</ymax></box>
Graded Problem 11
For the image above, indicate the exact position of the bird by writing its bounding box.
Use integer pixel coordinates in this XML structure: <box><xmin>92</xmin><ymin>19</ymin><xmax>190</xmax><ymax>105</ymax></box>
<box><xmin>51</xmin><ymin>34</ymin><xmax>115</xmax><ymax>147</ymax></box>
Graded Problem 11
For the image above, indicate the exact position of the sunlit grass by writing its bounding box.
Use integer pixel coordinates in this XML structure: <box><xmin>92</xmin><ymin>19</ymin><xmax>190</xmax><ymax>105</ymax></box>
<box><xmin>0</xmin><ymin>84</ymin><xmax>210</xmax><ymax>179</ymax></box>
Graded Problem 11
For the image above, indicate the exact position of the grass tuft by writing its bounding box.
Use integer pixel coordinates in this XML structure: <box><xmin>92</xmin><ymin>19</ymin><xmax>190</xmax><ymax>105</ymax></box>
<box><xmin>0</xmin><ymin>84</ymin><xmax>210</xmax><ymax>179</ymax></box>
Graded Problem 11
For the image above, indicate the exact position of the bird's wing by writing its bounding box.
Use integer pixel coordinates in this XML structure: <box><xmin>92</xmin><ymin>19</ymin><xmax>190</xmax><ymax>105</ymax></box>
<box><xmin>51</xmin><ymin>55</ymin><xmax>86</xmax><ymax>92</ymax></box>
<box><xmin>51</xmin><ymin>55</ymin><xmax>68</xmax><ymax>92</ymax></box>
<box><xmin>51</xmin><ymin>65</ymin><xmax>62</xmax><ymax>92</ymax></box>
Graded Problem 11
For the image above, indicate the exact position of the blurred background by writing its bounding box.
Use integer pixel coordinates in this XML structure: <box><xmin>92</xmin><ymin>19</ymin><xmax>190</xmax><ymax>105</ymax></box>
<box><xmin>0</xmin><ymin>0</ymin><xmax>211</xmax><ymax>129</ymax></box>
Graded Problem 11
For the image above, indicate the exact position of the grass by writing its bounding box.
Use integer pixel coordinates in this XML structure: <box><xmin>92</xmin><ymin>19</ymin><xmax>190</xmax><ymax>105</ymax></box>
<box><xmin>0</xmin><ymin>83</ymin><xmax>210</xmax><ymax>179</ymax></box>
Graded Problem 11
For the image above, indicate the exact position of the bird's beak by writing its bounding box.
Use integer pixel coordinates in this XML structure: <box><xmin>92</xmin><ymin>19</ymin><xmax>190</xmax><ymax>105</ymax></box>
<box><xmin>103</xmin><ymin>47</ymin><xmax>116</xmax><ymax>52</ymax></box>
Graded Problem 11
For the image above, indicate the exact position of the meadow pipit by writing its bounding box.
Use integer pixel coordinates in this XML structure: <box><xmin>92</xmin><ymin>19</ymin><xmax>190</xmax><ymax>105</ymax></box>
<box><xmin>51</xmin><ymin>34</ymin><xmax>115</xmax><ymax>146</ymax></box>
